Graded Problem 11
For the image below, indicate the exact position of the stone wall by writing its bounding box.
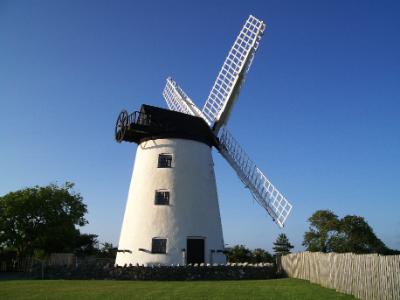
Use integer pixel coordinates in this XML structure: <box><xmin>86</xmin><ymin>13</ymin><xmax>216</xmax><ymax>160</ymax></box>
<box><xmin>31</xmin><ymin>262</ymin><xmax>277</xmax><ymax>281</ymax></box>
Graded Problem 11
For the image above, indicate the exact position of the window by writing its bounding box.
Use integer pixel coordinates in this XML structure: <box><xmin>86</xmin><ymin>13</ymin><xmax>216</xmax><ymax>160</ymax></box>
<box><xmin>155</xmin><ymin>190</ymin><xmax>170</xmax><ymax>205</ymax></box>
<box><xmin>158</xmin><ymin>154</ymin><xmax>172</xmax><ymax>168</ymax></box>
<box><xmin>151</xmin><ymin>238</ymin><xmax>167</xmax><ymax>254</ymax></box>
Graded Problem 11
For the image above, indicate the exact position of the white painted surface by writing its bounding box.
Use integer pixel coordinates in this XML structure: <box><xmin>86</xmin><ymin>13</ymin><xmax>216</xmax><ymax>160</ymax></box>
<box><xmin>116</xmin><ymin>138</ymin><xmax>226</xmax><ymax>266</ymax></box>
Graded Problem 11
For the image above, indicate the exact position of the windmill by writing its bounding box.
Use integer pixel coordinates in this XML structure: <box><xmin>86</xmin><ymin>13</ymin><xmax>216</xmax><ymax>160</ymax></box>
<box><xmin>115</xmin><ymin>15</ymin><xmax>292</xmax><ymax>266</ymax></box>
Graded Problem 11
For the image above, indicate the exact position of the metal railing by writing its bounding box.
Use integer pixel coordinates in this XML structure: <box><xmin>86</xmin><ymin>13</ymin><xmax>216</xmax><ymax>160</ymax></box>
<box><xmin>127</xmin><ymin>111</ymin><xmax>153</xmax><ymax>127</ymax></box>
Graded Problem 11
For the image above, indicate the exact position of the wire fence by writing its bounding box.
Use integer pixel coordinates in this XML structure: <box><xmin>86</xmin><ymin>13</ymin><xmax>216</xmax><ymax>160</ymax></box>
<box><xmin>0</xmin><ymin>257</ymin><xmax>34</xmax><ymax>272</ymax></box>
<box><xmin>280</xmin><ymin>251</ymin><xmax>400</xmax><ymax>300</ymax></box>
<box><xmin>0</xmin><ymin>254</ymin><xmax>114</xmax><ymax>275</ymax></box>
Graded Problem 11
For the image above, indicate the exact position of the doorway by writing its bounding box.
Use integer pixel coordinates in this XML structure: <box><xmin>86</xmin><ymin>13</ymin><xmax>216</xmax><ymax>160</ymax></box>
<box><xmin>186</xmin><ymin>238</ymin><xmax>205</xmax><ymax>264</ymax></box>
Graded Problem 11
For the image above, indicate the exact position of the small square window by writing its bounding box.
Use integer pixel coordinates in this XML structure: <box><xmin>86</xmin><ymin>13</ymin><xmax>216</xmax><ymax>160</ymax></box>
<box><xmin>151</xmin><ymin>238</ymin><xmax>167</xmax><ymax>254</ymax></box>
<box><xmin>155</xmin><ymin>190</ymin><xmax>170</xmax><ymax>205</ymax></box>
<box><xmin>158</xmin><ymin>154</ymin><xmax>172</xmax><ymax>168</ymax></box>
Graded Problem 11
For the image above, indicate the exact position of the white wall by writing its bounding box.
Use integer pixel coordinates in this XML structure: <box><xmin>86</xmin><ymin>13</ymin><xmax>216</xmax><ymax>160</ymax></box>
<box><xmin>116</xmin><ymin>138</ymin><xmax>226</xmax><ymax>266</ymax></box>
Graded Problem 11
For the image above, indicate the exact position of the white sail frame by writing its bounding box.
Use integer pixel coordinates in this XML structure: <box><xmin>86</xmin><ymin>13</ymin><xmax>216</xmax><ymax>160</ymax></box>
<box><xmin>202</xmin><ymin>15</ymin><xmax>265</xmax><ymax>131</ymax></box>
<box><xmin>162</xmin><ymin>79</ymin><xmax>292</xmax><ymax>228</ymax></box>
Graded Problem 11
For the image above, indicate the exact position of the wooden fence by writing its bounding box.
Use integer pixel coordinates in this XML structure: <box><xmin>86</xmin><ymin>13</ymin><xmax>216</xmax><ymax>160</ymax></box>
<box><xmin>280</xmin><ymin>252</ymin><xmax>400</xmax><ymax>300</ymax></box>
<box><xmin>47</xmin><ymin>253</ymin><xmax>76</xmax><ymax>266</ymax></box>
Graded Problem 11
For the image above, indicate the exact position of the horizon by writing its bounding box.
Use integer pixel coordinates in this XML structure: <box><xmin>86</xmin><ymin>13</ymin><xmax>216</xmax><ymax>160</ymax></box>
<box><xmin>1</xmin><ymin>0</ymin><xmax>399</xmax><ymax>252</ymax></box>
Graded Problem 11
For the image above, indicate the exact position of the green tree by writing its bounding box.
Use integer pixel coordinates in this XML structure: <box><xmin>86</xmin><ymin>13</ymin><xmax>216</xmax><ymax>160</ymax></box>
<box><xmin>226</xmin><ymin>245</ymin><xmax>252</xmax><ymax>263</ymax></box>
<box><xmin>273</xmin><ymin>233</ymin><xmax>294</xmax><ymax>256</ymax></box>
<box><xmin>0</xmin><ymin>182</ymin><xmax>87</xmax><ymax>257</ymax></box>
<box><xmin>302</xmin><ymin>210</ymin><xmax>340</xmax><ymax>252</ymax></box>
<box><xmin>331</xmin><ymin>215</ymin><xmax>389</xmax><ymax>254</ymax></box>
<box><xmin>303</xmin><ymin>210</ymin><xmax>399</xmax><ymax>255</ymax></box>
<box><xmin>251</xmin><ymin>248</ymin><xmax>273</xmax><ymax>263</ymax></box>
<box><xmin>75</xmin><ymin>233</ymin><xmax>99</xmax><ymax>256</ymax></box>
<box><xmin>97</xmin><ymin>242</ymin><xmax>118</xmax><ymax>259</ymax></box>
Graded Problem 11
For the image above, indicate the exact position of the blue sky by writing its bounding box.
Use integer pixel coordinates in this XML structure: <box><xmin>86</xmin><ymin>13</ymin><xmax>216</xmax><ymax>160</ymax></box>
<box><xmin>1</xmin><ymin>0</ymin><xmax>399</xmax><ymax>252</ymax></box>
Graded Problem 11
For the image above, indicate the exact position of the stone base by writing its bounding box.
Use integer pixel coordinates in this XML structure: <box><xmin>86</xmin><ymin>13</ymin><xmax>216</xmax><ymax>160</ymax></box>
<box><xmin>32</xmin><ymin>263</ymin><xmax>278</xmax><ymax>281</ymax></box>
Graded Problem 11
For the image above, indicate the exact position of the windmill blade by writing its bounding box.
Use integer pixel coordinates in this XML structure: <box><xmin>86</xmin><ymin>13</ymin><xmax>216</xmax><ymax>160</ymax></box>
<box><xmin>202</xmin><ymin>15</ymin><xmax>265</xmax><ymax>132</ymax></box>
<box><xmin>163</xmin><ymin>77</ymin><xmax>209</xmax><ymax>124</ymax></box>
<box><xmin>218</xmin><ymin>127</ymin><xmax>292</xmax><ymax>228</ymax></box>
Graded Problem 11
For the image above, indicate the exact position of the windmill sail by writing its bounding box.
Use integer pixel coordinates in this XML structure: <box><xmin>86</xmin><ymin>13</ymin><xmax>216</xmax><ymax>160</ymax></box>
<box><xmin>162</xmin><ymin>15</ymin><xmax>292</xmax><ymax>228</ymax></box>
<box><xmin>202</xmin><ymin>15</ymin><xmax>265</xmax><ymax>132</ymax></box>
<box><xmin>163</xmin><ymin>77</ymin><xmax>208</xmax><ymax>122</ymax></box>
<box><xmin>162</xmin><ymin>77</ymin><xmax>292</xmax><ymax>228</ymax></box>
<box><xmin>218</xmin><ymin>127</ymin><xmax>292</xmax><ymax>228</ymax></box>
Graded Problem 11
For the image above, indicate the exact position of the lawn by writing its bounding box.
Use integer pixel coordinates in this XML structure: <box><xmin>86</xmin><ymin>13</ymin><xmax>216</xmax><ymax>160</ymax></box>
<box><xmin>0</xmin><ymin>278</ymin><xmax>354</xmax><ymax>299</ymax></box>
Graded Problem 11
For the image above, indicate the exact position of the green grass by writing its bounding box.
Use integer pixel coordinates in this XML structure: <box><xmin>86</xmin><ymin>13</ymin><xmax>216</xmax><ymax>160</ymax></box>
<box><xmin>0</xmin><ymin>278</ymin><xmax>354</xmax><ymax>300</ymax></box>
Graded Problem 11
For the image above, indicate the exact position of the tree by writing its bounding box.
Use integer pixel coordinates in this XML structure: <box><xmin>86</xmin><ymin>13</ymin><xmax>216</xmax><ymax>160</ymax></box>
<box><xmin>97</xmin><ymin>242</ymin><xmax>118</xmax><ymax>259</ymax></box>
<box><xmin>302</xmin><ymin>210</ymin><xmax>340</xmax><ymax>252</ymax></box>
<box><xmin>75</xmin><ymin>233</ymin><xmax>99</xmax><ymax>256</ymax></box>
<box><xmin>331</xmin><ymin>215</ymin><xmax>389</xmax><ymax>254</ymax></box>
<box><xmin>0</xmin><ymin>182</ymin><xmax>88</xmax><ymax>257</ymax></box>
<box><xmin>226</xmin><ymin>245</ymin><xmax>274</xmax><ymax>263</ymax></box>
<box><xmin>226</xmin><ymin>245</ymin><xmax>252</xmax><ymax>263</ymax></box>
<box><xmin>303</xmin><ymin>210</ymin><xmax>399</xmax><ymax>255</ymax></box>
<box><xmin>251</xmin><ymin>248</ymin><xmax>273</xmax><ymax>263</ymax></box>
<box><xmin>273</xmin><ymin>234</ymin><xmax>294</xmax><ymax>256</ymax></box>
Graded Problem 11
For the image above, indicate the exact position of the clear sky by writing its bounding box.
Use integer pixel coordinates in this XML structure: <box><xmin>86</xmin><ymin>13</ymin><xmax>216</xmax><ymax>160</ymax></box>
<box><xmin>1</xmin><ymin>0</ymin><xmax>399</xmax><ymax>252</ymax></box>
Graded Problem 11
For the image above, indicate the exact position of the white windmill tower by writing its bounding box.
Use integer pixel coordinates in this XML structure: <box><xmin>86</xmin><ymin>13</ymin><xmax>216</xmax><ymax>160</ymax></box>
<box><xmin>115</xmin><ymin>15</ymin><xmax>292</xmax><ymax>266</ymax></box>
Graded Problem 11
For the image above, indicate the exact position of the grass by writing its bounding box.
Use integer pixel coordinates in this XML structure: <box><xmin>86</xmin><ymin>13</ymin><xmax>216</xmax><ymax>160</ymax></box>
<box><xmin>0</xmin><ymin>278</ymin><xmax>355</xmax><ymax>300</ymax></box>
